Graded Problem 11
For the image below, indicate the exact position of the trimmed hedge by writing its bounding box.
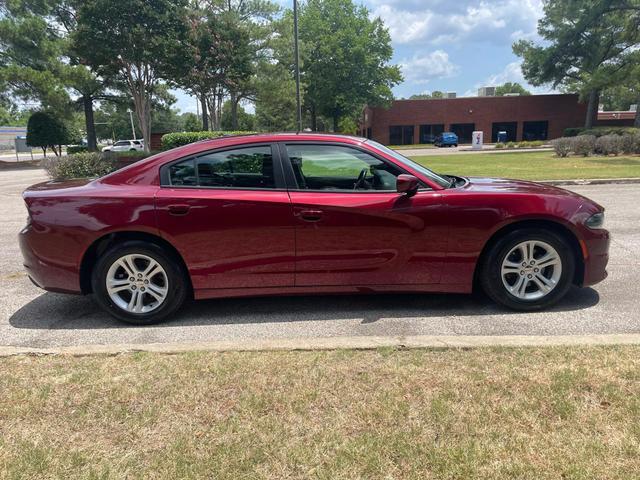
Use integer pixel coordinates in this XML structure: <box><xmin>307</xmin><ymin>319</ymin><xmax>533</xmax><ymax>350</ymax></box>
<box><xmin>161</xmin><ymin>131</ymin><xmax>255</xmax><ymax>150</ymax></box>
<box><xmin>564</xmin><ymin>126</ymin><xmax>640</xmax><ymax>137</ymax></box>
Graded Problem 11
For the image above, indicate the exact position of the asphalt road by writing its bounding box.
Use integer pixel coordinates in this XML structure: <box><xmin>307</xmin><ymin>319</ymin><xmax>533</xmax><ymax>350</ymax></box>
<box><xmin>1</xmin><ymin>169</ymin><xmax>638</xmax><ymax>350</ymax></box>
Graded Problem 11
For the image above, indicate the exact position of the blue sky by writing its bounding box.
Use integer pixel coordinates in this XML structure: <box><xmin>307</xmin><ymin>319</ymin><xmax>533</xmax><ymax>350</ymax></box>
<box><xmin>173</xmin><ymin>0</ymin><xmax>551</xmax><ymax>113</ymax></box>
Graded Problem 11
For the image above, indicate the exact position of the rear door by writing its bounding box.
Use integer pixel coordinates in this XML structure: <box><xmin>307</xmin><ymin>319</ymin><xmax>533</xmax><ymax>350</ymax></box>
<box><xmin>155</xmin><ymin>143</ymin><xmax>295</xmax><ymax>292</ymax></box>
<box><xmin>280</xmin><ymin>142</ymin><xmax>448</xmax><ymax>287</ymax></box>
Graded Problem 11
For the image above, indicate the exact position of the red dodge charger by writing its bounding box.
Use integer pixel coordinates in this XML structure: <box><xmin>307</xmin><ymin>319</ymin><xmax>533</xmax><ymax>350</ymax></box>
<box><xmin>19</xmin><ymin>133</ymin><xmax>610</xmax><ymax>324</ymax></box>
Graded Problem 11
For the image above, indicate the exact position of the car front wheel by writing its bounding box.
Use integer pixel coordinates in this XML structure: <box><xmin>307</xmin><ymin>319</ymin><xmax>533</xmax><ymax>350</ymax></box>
<box><xmin>480</xmin><ymin>229</ymin><xmax>575</xmax><ymax>311</ymax></box>
<box><xmin>91</xmin><ymin>241</ymin><xmax>188</xmax><ymax>324</ymax></box>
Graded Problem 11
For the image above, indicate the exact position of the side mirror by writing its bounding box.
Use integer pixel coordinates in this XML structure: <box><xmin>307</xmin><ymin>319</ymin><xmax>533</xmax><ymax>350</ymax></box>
<box><xmin>396</xmin><ymin>174</ymin><xmax>419</xmax><ymax>197</ymax></box>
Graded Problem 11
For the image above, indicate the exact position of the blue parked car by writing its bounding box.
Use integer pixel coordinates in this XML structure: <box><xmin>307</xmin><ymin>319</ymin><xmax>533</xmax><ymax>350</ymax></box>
<box><xmin>434</xmin><ymin>132</ymin><xmax>458</xmax><ymax>147</ymax></box>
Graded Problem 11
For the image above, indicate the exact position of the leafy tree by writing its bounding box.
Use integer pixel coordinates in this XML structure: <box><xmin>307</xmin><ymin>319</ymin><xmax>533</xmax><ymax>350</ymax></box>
<box><xmin>170</xmin><ymin>0</ymin><xmax>276</xmax><ymax>131</ymax></box>
<box><xmin>601</xmin><ymin>61</ymin><xmax>640</xmax><ymax>126</ymax></box>
<box><xmin>74</xmin><ymin>0</ymin><xmax>188</xmax><ymax>151</ymax></box>
<box><xmin>182</xmin><ymin>113</ymin><xmax>201</xmax><ymax>132</ymax></box>
<box><xmin>299</xmin><ymin>0</ymin><xmax>402</xmax><ymax>131</ymax></box>
<box><xmin>254</xmin><ymin>14</ymin><xmax>299</xmax><ymax>131</ymax></box>
<box><xmin>513</xmin><ymin>0</ymin><xmax>640</xmax><ymax>128</ymax></box>
<box><xmin>0</xmin><ymin>0</ymin><xmax>107</xmax><ymax>151</ymax></box>
<box><xmin>27</xmin><ymin>111</ymin><xmax>73</xmax><ymax>156</ymax></box>
<box><xmin>221</xmin><ymin>100</ymin><xmax>255</xmax><ymax>130</ymax></box>
<box><xmin>495</xmin><ymin>82</ymin><xmax>531</xmax><ymax>96</ymax></box>
<box><xmin>408</xmin><ymin>91</ymin><xmax>445</xmax><ymax>100</ymax></box>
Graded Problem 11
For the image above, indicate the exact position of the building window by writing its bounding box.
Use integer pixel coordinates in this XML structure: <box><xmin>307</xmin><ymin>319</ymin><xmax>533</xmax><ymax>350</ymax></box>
<box><xmin>449</xmin><ymin>123</ymin><xmax>475</xmax><ymax>144</ymax></box>
<box><xmin>491</xmin><ymin>122</ymin><xmax>518</xmax><ymax>142</ymax></box>
<box><xmin>523</xmin><ymin>121</ymin><xmax>548</xmax><ymax>141</ymax></box>
<box><xmin>419</xmin><ymin>124</ymin><xmax>444</xmax><ymax>144</ymax></box>
<box><xmin>366</xmin><ymin>127</ymin><xmax>372</xmax><ymax>139</ymax></box>
<box><xmin>389</xmin><ymin>125</ymin><xmax>414</xmax><ymax>145</ymax></box>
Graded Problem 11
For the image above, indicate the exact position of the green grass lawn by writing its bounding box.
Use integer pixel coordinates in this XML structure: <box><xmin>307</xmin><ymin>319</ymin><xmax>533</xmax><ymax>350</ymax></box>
<box><xmin>2</xmin><ymin>346</ymin><xmax>640</xmax><ymax>479</ymax></box>
<box><xmin>408</xmin><ymin>150</ymin><xmax>640</xmax><ymax>180</ymax></box>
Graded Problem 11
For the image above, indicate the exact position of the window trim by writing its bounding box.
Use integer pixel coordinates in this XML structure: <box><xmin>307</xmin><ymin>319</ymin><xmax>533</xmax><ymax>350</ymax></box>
<box><xmin>277</xmin><ymin>141</ymin><xmax>430</xmax><ymax>194</ymax></box>
<box><xmin>159</xmin><ymin>142</ymin><xmax>287</xmax><ymax>191</ymax></box>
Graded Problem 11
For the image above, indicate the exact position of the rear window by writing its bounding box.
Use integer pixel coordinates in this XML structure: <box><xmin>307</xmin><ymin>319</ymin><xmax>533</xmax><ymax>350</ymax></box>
<box><xmin>167</xmin><ymin>146</ymin><xmax>275</xmax><ymax>189</ymax></box>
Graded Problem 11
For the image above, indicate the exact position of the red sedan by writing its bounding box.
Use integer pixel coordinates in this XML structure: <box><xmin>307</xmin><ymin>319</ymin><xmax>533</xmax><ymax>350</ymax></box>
<box><xmin>19</xmin><ymin>133</ymin><xmax>609</xmax><ymax>324</ymax></box>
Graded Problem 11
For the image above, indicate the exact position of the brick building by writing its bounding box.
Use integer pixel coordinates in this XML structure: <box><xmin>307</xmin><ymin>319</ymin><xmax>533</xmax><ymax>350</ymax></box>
<box><xmin>360</xmin><ymin>94</ymin><xmax>593</xmax><ymax>145</ymax></box>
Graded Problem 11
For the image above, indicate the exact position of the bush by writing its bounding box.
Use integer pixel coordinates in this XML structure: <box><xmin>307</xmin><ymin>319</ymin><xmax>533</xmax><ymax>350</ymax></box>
<box><xmin>551</xmin><ymin>137</ymin><xmax>572</xmax><ymax>157</ymax></box>
<box><xmin>564</xmin><ymin>126</ymin><xmax>640</xmax><ymax>138</ymax></box>
<box><xmin>620</xmin><ymin>133</ymin><xmax>640</xmax><ymax>154</ymax></box>
<box><xmin>595</xmin><ymin>135</ymin><xmax>624</xmax><ymax>156</ymax></box>
<box><xmin>27</xmin><ymin>111</ymin><xmax>74</xmax><ymax>155</ymax></box>
<box><xmin>67</xmin><ymin>145</ymin><xmax>88</xmax><ymax>154</ymax></box>
<box><xmin>161</xmin><ymin>131</ymin><xmax>255</xmax><ymax>150</ymax></box>
<box><xmin>528</xmin><ymin>140</ymin><xmax>545</xmax><ymax>148</ymax></box>
<box><xmin>43</xmin><ymin>152</ymin><xmax>118</xmax><ymax>180</ymax></box>
<box><xmin>563</xmin><ymin>127</ymin><xmax>583</xmax><ymax>137</ymax></box>
<box><xmin>505</xmin><ymin>141</ymin><xmax>516</xmax><ymax>148</ymax></box>
<box><xmin>571</xmin><ymin>135</ymin><xmax>596</xmax><ymax>156</ymax></box>
<box><xmin>494</xmin><ymin>142</ymin><xmax>505</xmax><ymax>149</ymax></box>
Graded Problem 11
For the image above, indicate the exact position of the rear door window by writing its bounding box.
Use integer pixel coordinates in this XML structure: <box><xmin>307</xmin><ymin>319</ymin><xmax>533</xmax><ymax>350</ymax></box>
<box><xmin>167</xmin><ymin>145</ymin><xmax>276</xmax><ymax>189</ymax></box>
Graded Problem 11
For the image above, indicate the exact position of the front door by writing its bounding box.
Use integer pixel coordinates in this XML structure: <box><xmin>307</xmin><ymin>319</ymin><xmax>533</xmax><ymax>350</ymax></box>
<box><xmin>155</xmin><ymin>144</ymin><xmax>295</xmax><ymax>292</ymax></box>
<box><xmin>281</xmin><ymin>143</ymin><xmax>448</xmax><ymax>287</ymax></box>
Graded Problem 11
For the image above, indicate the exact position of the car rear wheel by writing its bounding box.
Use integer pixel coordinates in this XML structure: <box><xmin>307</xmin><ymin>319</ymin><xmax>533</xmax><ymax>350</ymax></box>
<box><xmin>480</xmin><ymin>228</ymin><xmax>575</xmax><ymax>311</ymax></box>
<box><xmin>91</xmin><ymin>241</ymin><xmax>188</xmax><ymax>324</ymax></box>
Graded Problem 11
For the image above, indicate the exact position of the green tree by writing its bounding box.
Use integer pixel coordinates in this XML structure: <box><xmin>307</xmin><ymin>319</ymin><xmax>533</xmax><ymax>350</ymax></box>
<box><xmin>495</xmin><ymin>82</ymin><xmax>531</xmax><ymax>96</ymax></box>
<box><xmin>182</xmin><ymin>113</ymin><xmax>201</xmax><ymax>132</ymax></box>
<box><xmin>0</xmin><ymin>0</ymin><xmax>108</xmax><ymax>151</ymax></box>
<box><xmin>221</xmin><ymin>100</ymin><xmax>255</xmax><ymax>130</ymax></box>
<box><xmin>513</xmin><ymin>0</ymin><xmax>640</xmax><ymax>128</ymax></box>
<box><xmin>254</xmin><ymin>14</ymin><xmax>299</xmax><ymax>131</ymax></box>
<box><xmin>408</xmin><ymin>91</ymin><xmax>445</xmax><ymax>100</ymax></box>
<box><xmin>601</xmin><ymin>62</ymin><xmax>640</xmax><ymax>126</ymax></box>
<box><xmin>73</xmin><ymin>0</ymin><xmax>188</xmax><ymax>151</ymax></box>
<box><xmin>299</xmin><ymin>0</ymin><xmax>402</xmax><ymax>131</ymax></box>
<box><xmin>26</xmin><ymin>111</ymin><xmax>73</xmax><ymax>156</ymax></box>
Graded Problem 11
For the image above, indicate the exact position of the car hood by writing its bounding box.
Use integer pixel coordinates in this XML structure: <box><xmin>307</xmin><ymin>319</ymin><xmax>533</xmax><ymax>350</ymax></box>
<box><xmin>461</xmin><ymin>176</ymin><xmax>603</xmax><ymax>208</ymax></box>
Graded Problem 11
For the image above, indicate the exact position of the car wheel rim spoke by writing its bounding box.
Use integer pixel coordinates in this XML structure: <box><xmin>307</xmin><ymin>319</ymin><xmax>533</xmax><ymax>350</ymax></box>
<box><xmin>501</xmin><ymin>240</ymin><xmax>562</xmax><ymax>301</ymax></box>
<box><xmin>106</xmin><ymin>254</ymin><xmax>169</xmax><ymax>314</ymax></box>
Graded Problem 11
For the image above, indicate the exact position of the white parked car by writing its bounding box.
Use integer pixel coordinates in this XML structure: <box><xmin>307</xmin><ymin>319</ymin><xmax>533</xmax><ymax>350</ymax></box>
<box><xmin>102</xmin><ymin>140</ymin><xmax>144</xmax><ymax>152</ymax></box>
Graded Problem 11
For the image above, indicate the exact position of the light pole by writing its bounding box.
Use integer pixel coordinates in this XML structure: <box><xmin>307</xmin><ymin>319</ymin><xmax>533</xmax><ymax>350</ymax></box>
<box><xmin>293</xmin><ymin>0</ymin><xmax>302</xmax><ymax>132</ymax></box>
<box><xmin>127</xmin><ymin>109</ymin><xmax>136</xmax><ymax>140</ymax></box>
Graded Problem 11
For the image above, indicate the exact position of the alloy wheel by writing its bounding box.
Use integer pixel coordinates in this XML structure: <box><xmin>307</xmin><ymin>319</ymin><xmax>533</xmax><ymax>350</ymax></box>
<box><xmin>500</xmin><ymin>240</ymin><xmax>562</xmax><ymax>301</ymax></box>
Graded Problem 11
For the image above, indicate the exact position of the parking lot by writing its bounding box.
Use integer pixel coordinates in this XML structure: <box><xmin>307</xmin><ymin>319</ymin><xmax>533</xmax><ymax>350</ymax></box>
<box><xmin>1</xmin><ymin>168</ymin><xmax>639</xmax><ymax>350</ymax></box>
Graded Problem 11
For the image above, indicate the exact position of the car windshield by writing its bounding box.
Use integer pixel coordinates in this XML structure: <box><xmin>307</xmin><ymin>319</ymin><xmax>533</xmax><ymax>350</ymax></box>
<box><xmin>365</xmin><ymin>140</ymin><xmax>452</xmax><ymax>188</ymax></box>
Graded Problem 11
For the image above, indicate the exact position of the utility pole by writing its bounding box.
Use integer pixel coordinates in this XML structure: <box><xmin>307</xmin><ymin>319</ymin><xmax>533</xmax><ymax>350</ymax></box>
<box><xmin>127</xmin><ymin>109</ymin><xmax>136</xmax><ymax>140</ymax></box>
<box><xmin>293</xmin><ymin>0</ymin><xmax>302</xmax><ymax>132</ymax></box>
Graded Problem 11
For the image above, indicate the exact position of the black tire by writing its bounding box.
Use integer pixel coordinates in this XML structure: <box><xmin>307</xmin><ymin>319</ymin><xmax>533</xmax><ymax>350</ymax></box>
<box><xmin>91</xmin><ymin>240</ymin><xmax>188</xmax><ymax>324</ymax></box>
<box><xmin>479</xmin><ymin>228</ymin><xmax>575</xmax><ymax>311</ymax></box>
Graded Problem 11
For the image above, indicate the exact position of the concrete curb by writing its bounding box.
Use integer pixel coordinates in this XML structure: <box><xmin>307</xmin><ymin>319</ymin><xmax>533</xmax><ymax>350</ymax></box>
<box><xmin>3</xmin><ymin>334</ymin><xmax>640</xmax><ymax>357</ymax></box>
<box><xmin>540</xmin><ymin>177</ymin><xmax>640</xmax><ymax>186</ymax></box>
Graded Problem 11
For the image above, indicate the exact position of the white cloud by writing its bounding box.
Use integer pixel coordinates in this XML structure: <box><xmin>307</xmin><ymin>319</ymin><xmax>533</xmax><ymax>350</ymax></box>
<box><xmin>370</xmin><ymin>0</ymin><xmax>543</xmax><ymax>46</ymax></box>
<box><xmin>463</xmin><ymin>60</ymin><xmax>557</xmax><ymax>96</ymax></box>
<box><xmin>399</xmin><ymin>50</ymin><xmax>459</xmax><ymax>84</ymax></box>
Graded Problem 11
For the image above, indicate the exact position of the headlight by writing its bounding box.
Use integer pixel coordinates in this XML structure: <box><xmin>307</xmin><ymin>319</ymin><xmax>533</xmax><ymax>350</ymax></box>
<box><xmin>585</xmin><ymin>212</ymin><xmax>605</xmax><ymax>229</ymax></box>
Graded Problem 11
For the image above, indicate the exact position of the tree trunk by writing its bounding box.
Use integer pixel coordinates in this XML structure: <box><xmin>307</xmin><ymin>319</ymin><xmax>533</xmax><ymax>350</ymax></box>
<box><xmin>230</xmin><ymin>92</ymin><xmax>238</xmax><ymax>130</ymax></box>
<box><xmin>311</xmin><ymin>104</ymin><xmax>317</xmax><ymax>131</ymax></box>
<box><xmin>200</xmin><ymin>94</ymin><xmax>209</xmax><ymax>131</ymax></box>
<box><xmin>83</xmin><ymin>96</ymin><xmax>98</xmax><ymax>152</ymax></box>
<box><xmin>132</xmin><ymin>91</ymin><xmax>152</xmax><ymax>153</ymax></box>
<box><xmin>585</xmin><ymin>89</ymin><xmax>600</xmax><ymax>129</ymax></box>
<box><xmin>332</xmin><ymin>113</ymin><xmax>339</xmax><ymax>133</ymax></box>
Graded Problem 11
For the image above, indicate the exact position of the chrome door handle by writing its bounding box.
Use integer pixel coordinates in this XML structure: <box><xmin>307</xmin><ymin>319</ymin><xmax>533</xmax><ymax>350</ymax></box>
<box><xmin>297</xmin><ymin>209</ymin><xmax>323</xmax><ymax>222</ymax></box>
